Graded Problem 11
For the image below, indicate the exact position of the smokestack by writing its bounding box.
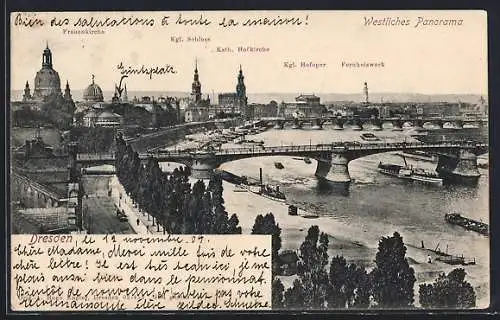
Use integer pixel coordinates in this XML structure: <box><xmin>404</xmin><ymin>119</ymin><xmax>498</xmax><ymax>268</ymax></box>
<box><xmin>363</xmin><ymin>82</ymin><xmax>369</xmax><ymax>104</ymax></box>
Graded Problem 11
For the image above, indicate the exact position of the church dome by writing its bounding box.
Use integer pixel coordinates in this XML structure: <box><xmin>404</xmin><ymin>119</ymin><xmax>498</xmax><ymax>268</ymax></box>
<box><xmin>33</xmin><ymin>44</ymin><xmax>61</xmax><ymax>100</ymax></box>
<box><xmin>83</xmin><ymin>75</ymin><xmax>104</xmax><ymax>102</ymax></box>
<box><xmin>34</xmin><ymin>68</ymin><xmax>61</xmax><ymax>98</ymax></box>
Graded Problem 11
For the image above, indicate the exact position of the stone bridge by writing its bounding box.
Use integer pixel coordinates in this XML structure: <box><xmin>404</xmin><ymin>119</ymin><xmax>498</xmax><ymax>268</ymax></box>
<box><xmin>76</xmin><ymin>141</ymin><xmax>488</xmax><ymax>185</ymax></box>
<box><xmin>11</xmin><ymin>171</ymin><xmax>67</xmax><ymax>208</ymax></box>
<box><xmin>262</xmin><ymin>116</ymin><xmax>488</xmax><ymax>130</ymax></box>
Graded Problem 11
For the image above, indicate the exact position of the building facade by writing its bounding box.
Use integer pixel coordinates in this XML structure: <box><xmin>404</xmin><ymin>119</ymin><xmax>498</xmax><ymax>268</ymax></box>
<box><xmin>281</xmin><ymin>94</ymin><xmax>325</xmax><ymax>118</ymax></box>
<box><xmin>252</xmin><ymin>101</ymin><xmax>279</xmax><ymax>119</ymax></box>
<box><xmin>217</xmin><ymin>66</ymin><xmax>250</xmax><ymax>119</ymax></box>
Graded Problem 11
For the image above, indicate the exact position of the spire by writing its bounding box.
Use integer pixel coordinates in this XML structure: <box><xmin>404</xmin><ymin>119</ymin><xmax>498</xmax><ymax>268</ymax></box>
<box><xmin>191</xmin><ymin>58</ymin><xmax>202</xmax><ymax>102</ymax></box>
<box><xmin>23</xmin><ymin>80</ymin><xmax>31</xmax><ymax>101</ymax></box>
<box><xmin>91</xmin><ymin>74</ymin><xmax>95</xmax><ymax>85</ymax></box>
<box><xmin>64</xmin><ymin>80</ymin><xmax>72</xmax><ymax>101</ymax></box>
<box><xmin>123</xmin><ymin>84</ymin><xmax>128</xmax><ymax>102</ymax></box>
<box><xmin>46</xmin><ymin>40</ymin><xmax>49</xmax><ymax>49</ymax></box>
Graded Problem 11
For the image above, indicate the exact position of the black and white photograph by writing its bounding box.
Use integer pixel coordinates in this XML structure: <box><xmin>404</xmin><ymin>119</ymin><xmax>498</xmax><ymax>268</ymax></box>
<box><xmin>8</xmin><ymin>10</ymin><xmax>490</xmax><ymax>312</ymax></box>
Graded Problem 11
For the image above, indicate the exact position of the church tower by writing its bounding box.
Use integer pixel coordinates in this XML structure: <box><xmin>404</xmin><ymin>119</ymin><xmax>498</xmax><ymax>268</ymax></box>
<box><xmin>23</xmin><ymin>81</ymin><xmax>32</xmax><ymax>101</ymax></box>
<box><xmin>64</xmin><ymin>80</ymin><xmax>72</xmax><ymax>101</ymax></box>
<box><xmin>236</xmin><ymin>65</ymin><xmax>246</xmax><ymax>100</ymax></box>
<box><xmin>236</xmin><ymin>65</ymin><xmax>248</xmax><ymax>118</ymax></box>
<box><xmin>191</xmin><ymin>59</ymin><xmax>202</xmax><ymax>103</ymax></box>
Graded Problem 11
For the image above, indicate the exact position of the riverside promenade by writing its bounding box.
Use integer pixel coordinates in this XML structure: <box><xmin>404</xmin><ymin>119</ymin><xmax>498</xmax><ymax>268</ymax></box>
<box><xmin>108</xmin><ymin>176</ymin><xmax>165</xmax><ymax>235</ymax></box>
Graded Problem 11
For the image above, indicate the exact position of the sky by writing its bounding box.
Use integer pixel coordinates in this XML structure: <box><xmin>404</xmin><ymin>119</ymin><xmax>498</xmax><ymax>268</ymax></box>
<box><xmin>11</xmin><ymin>10</ymin><xmax>488</xmax><ymax>95</ymax></box>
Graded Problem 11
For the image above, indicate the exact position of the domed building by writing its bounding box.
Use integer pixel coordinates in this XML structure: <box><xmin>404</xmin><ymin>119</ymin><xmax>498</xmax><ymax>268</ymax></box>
<box><xmin>83</xmin><ymin>75</ymin><xmax>104</xmax><ymax>102</ymax></box>
<box><xmin>32</xmin><ymin>44</ymin><xmax>62</xmax><ymax>100</ymax></box>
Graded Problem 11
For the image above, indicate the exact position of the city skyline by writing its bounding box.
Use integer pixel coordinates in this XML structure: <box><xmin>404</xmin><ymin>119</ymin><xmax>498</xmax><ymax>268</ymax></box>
<box><xmin>11</xmin><ymin>11</ymin><xmax>487</xmax><ymax>95</ymax></box>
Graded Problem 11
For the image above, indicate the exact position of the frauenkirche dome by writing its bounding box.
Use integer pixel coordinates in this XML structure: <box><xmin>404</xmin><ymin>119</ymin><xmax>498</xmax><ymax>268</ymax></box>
<box><xmin>33</xmin><ymin>44</ymin><xmax>62</xmax><ymax>100</ymax></box>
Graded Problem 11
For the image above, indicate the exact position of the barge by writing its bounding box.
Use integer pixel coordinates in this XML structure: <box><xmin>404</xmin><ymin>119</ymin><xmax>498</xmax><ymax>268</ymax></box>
<box><xmin>445</xmin><ymin>213</ymin><xmax>489</xmax><ymax>236</ymax></box>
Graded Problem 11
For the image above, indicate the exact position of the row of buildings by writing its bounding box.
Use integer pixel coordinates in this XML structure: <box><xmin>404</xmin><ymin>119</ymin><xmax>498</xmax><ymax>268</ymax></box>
<box><xmin>13</xmin><ymin>44</ymin><xmax>488</xmax><ymax>129</ymax></box>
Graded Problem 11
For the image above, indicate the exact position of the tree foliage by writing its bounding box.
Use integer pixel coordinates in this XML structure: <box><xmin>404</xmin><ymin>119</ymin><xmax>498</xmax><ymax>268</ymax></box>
<box><xmin>252</xmin><ymin>213</ymin><xmax>282</xmax><ymax>276</ymax></box>
<box><xmin>115</xmin><ymin>135</ymin><xmax>241</xmax><ymax>234</ymax></box>
<box><xmin>288</xmin><ymin>226</ymin><xmax>330</xmax><ymax>309</ymax></box>
<box><xmin>371</xmin><ymin>232</ymin><xmax>416</xmax><ymax>308</ymax></box>
<box><xmin>419</xmin><ymin>268</ymin><xmax>476</xmax><ymax>309</ymax></box>
<box><xmin>327</xmin><ymin>255</ymin><xmax>371</xmax><ymax>309</ymax></box>
<box><xmin>272</xmin><ymin>278</ymin><xmax>285</xmax><ymax>309</ymax></box>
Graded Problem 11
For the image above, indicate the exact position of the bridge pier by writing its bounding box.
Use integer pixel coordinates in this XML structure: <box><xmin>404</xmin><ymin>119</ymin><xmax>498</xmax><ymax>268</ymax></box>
<box><xmin>191</xmin><ymin>152</ymin><xmax>218</xmax><ymax>180</ymax></box>
<box><xmin>350</xmin><ymin>119</ymin><xmax>363</xmax><ymax>131</ymax></box>
<box><xmin>273</xmin><ymin>120</ymin><xmax>284</xmax><ymax>130</ymax></box>
<box><xmin>370</xmin><ymin>119</ymin><xmax>383</xmax><ymax>131</ymax></box>
<box><xmin>314</xmin><ymin>153</ymin><xmax>351</xmax><ymax>184</ymax></box>
<box><xmin>291</xmin><ymin>119</ymin><xmax>303</xmax><ymax>129</ymax></box>
<box><xmin>311</xmin><ymin>119</ymin><xmax>323</xmax><ymax>130</ymax></box>
<box><xmin>436</xmin><ymin>149</ymin><xmax>480</xmax><ymax>185</ymax></box>
<box><xmin>332</xmin><ymin>118</ymin><xmax>344</xmax><ymax>130</ymax></box>
<box><xmin>392</xmin><ymin>120</ymin><xmax>403</xmax><ymax>131</ymax></box>
<box><xmin>414</xmin><ymin>120</ymin><xmax>424</xmax><ymax>130</ymax></box>
<box><xmin>454</xmin><ymin>120</ymin><xmax>464</xmax><ymax>129</ymax></box>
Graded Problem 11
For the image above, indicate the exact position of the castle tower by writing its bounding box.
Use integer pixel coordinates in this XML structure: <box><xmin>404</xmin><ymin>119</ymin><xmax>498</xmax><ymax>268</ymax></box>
<box><xmin>191</xmin><ymin>59</ymin><xmax>202</xmax><ymax>103</ymax></box>
<box><xmin>22</xmin><ymin>81</ymin><xmax>32</xmax><ymax>101</ymax></box>
<box><xmin>63</xmin><ymin>80</ymin><xmax>72</xmax><ymax>101</ymax></box>
<box><xmin>363</xmin><ymin>82</ymin><xmax>369</xmax><ymax>104</ymax></box>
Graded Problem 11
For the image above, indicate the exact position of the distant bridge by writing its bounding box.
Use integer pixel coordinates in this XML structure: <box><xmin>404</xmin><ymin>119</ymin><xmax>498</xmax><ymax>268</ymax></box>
<box><xmin>76</xmin><ymin>140</ymin><xmax>488</xmax><ymax>184</ymax></box>
<box><xmin>259</xmin><ymin>116</ymin><xmax>488</xmax><ymax>130</ymax></box>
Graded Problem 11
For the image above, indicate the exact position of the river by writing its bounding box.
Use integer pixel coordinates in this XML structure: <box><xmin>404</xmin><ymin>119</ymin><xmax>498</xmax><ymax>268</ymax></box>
<box><xmin>218</xmin><ymin>126</ymin><xmax>490</xmax><ymax>307</ymax></box>
<box><xmin>84</xmin><ymin>125</ymin><xmax>490</xmax><ymax>307</ymax></box>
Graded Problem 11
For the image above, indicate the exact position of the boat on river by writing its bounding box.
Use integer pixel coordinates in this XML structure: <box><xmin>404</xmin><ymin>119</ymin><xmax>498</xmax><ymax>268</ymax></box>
<box><xmin>360</xmin><ymin>133</ymin><xmax>380</xmax><ymax>141</ymax></box>
<box><xmin>378</xmin><ymin>156</ymin><xmax>443</xmax><ymax>186</ymax></box>
<box><xmin>408</xmin><ymin>242</ymin><xmax>476</xmax><ymax>266</ymax></box>
<box><xmin>445</xmin><ymin>213</ymin><xmax>489</xmax><ymax>236</ymax></box>
<box><xmin>275</xmin><ymin>162</ymin><xmax>284</xmax><ymax>169</ymax></box>
<box><xmin>253</xmin><ymin>184</ymin><xmax>286</xmax><ymax>202</ymax></box>
<box><xmin>249</xmin><ymin>168</ymin><xmax>287</xmax><ymax>202</ymax></box>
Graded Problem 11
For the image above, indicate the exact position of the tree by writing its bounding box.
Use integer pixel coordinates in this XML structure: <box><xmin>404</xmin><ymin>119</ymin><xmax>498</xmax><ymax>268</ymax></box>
<box><xmin>295</xmin><ymin>226</ymin><xmax>330</xmax><ymax>309</ymax></box>
<box><xmin>327</xmin><ymin>256</ymin><xmax>371</xmax><ymax>309</ymax></box>
<box><xmin>371</xmin><ymin>232</ymin><xmax>416</xmax><ymax>308</ymax></box>
<box><xmin>327</xmin><ymin>255</ymin><xmax>351</xmax><ymax>308</ymax></box>
<box><xmin>419</xmin><ymin>268</ymin><xmax>476</xmax><ymax>309</ymax></box>
<box><xmin>252</xmin><ymin>213</ymin><xmax>282</xmax><ymax>276</ymax></box>
<box><xmin>284</xmin><ymin>279</ymin><xmax>305</xmax><ymax>309</ymax></box>
<box><xmin>272</xmin><ymin>278</ymin><xmax>285</xmax><ymax>309</ymax></box>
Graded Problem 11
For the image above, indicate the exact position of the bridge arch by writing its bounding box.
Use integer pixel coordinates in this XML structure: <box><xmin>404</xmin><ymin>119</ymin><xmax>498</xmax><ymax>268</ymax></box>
<box><xmin>184</xmin><ymin>142</ymin><xmax>487</xmax><ymax>185</ymax></box>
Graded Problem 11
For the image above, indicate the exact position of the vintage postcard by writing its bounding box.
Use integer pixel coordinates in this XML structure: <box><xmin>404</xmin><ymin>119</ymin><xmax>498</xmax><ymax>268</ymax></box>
<box><xmin>9</xmin><ymin>10</ymin><xmax>489</xmax><ymax>312</ymax></box>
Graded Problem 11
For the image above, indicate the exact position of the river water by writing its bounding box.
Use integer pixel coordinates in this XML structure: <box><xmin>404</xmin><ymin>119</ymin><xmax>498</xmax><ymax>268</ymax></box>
<box><xmin>91</xmin><ymin>124</ymin><xmax>488</xmax><ymax>306</ymax></box>
<box><xmin>218</xmin><ymin>126</ymin><xmax>490</xmax><ymax>306</ymax></box>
